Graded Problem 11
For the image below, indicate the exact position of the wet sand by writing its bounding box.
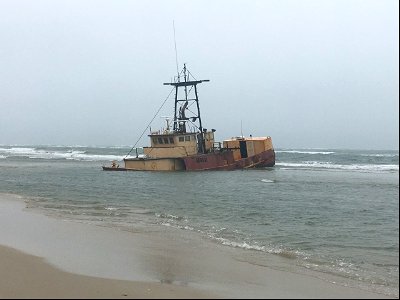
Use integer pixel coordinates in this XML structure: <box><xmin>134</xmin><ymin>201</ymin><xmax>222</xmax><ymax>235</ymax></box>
<box><xmin>0</xmin><ymin>193</ymin><xmax>393</xmax><ymax>298</ymax></box>
<box><xmin>0</xmin><ymin>245</ymin><xmax>212</xmax><ymax>299</ymax></box>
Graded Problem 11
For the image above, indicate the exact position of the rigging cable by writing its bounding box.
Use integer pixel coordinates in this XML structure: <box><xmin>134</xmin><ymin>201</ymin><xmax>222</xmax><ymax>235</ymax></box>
<box><xmin>173</xmin><ymin>20</ymin><xmax>180</xmax><ymax>80</ymax></box>
<box><xmin>124</xmin><ymin>87</ymin><xmax>175</xmax><ymax>159</ymax></box>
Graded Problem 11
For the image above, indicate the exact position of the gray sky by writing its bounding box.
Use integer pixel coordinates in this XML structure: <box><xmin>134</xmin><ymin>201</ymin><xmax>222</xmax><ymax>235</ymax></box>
<box><xmin>0</xmin><ymin>0</ymin><xmax>398</xmax><ymax>149</ymax></box>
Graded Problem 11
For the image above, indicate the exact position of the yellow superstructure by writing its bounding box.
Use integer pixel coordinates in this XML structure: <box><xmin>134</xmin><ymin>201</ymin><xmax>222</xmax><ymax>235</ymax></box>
<box><xmin>124</xmin><ymin>131</ymin><xmax>216</xmax><ymax>171</ymax></box>
<box><xmin>222</xmin><ymin>136</ymin><xmax>274</xmax><ymax>161</ymax></box>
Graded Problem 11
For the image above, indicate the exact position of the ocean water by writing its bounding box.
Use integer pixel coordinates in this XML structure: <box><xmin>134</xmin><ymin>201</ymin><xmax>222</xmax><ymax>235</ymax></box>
<box><xmin>0</xmin><ymin>145</ymin><xmax>398</xmax><ymax>297</ymax></box>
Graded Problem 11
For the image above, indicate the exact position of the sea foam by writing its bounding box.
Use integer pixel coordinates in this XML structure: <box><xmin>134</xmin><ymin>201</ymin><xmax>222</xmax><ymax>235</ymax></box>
<box><xmin>277</xmin><ymin>161</ymin><xmax>399</xmax><ymax>172</ymax></box>
<box><xmin>275</xmin><ymin>150</ymin><xmax>335</xmax><ymax>155</ymax></box>
<box><xmin>0</xmin><ymin>147</ymin><xmax>123</xmax><ymax>161</ymax></box>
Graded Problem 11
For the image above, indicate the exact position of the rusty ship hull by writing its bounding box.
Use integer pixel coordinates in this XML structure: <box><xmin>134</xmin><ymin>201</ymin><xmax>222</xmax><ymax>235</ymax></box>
<box><xmin>117</xmin><ymin>136</ymin><xmax>275</xmax><ymax>171</ymax></box>
<box><xmin>103</xmin><ymin>64</ymin><xmax>275</xmax><ymax>172</ymax></box>
<box><xmin>183</xmin><ymin>148</ymin><xmax>275</xmax><ymax>171</ymax></box>
<box><xmin>110</xmin><ymin>148</ymin><xmax>275</xmax><ymax>172</ymax></box>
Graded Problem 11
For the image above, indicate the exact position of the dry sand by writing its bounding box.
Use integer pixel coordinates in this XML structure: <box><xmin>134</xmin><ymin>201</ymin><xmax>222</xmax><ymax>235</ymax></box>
<box><xmin>0</xmin><ymin>193</ymin><xmax>394</xmax><ymax>299</ymax></box>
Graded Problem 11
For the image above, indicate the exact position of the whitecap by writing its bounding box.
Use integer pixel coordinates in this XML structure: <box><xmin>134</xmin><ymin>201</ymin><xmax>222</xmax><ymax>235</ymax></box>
<box><xmin>276</xmin><ymin>162</ymin><xmax>399</xmax><ymax>172</ymax></box>
<box><xmin>261</xmin><ymin>179</ymin><xmax>274</xmax><ymax>183</ymax></box>
<box><xmin>0</xmin><ymin>146</ymin><xmax>124</xmax><ymax>161</ymax></box>
<box><xmin>105</xmin><ymin>207</ymin><xmax>117</xmax><ymax>211</ymax></box>
<box><xmin>275</xmin><ymin>150</ymin><xmax>335</xmax><ymax>155</ymax></box>
<box><xmin>361</xmin><ymin>153</ymin><xmax>399</xmax><ymax>157</ymax></box>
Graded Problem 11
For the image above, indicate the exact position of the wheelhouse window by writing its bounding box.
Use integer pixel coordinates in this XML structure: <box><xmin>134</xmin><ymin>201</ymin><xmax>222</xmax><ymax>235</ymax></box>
<box><xmin>179</xmin><ymin>136</ymin><xmax>184</xmax><ymax>142</ymax></box>
<box><xmin>185</xmin><ymin>135</ymin><xmax>191</xmax><ymax>141</ymax></box>
<box><xmin>158</xmin><ymin>137</ymin><xmax>163</xmax><ymax>144</ymax></box>
<box><xmin>163</xmin><ymin>138</ymin><xmax>169</xmax><ymax>144</ymax></box>
<box><xmin>152</xmin><ymin>138</ymin><xmax>158</xmax><ymax>144</ymax></box>
<box><xmin>169</xmin><ymin>137</ymin><xmax>174</xmax><ymax>144</ymax></box>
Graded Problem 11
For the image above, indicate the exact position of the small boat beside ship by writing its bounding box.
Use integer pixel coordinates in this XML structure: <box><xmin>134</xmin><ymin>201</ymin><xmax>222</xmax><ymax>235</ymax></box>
<box><xmin>103</xmin><ymin>64</ymin><xmax>275</xmax><ymax>171</ymax></box>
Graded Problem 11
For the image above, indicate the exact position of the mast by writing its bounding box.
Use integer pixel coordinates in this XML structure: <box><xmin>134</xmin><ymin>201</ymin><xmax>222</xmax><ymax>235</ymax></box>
<box><xmin>163</xmin><ymin>64</ymin><xmax>209</xmax><ymax>152</ymax></box>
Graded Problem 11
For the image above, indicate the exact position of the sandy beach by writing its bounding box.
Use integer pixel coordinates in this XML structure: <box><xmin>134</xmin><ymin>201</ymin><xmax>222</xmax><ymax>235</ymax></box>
<box><xmin>0</xmin><ymin>193</ymin><xmax>394</xmax><ymax>299</ymax></box>
<box><xmin>0</xmin><ymin>245</ymin><xmax>213</xmax><ymax>299</ymax></box>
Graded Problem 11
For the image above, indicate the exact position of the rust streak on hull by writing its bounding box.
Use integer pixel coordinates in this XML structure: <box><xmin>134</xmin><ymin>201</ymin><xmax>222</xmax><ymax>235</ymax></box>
<box><xmin>183</xmin><ymin>149</ymin><xmax>275</xmax><ymax>171</ymax></box>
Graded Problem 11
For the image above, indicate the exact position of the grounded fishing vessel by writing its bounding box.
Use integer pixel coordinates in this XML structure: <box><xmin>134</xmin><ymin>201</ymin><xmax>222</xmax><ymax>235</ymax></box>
<box><xmin>103</xmin><ymin>64</ymin><xmax>275</xmax><ymax>171</ymax></box>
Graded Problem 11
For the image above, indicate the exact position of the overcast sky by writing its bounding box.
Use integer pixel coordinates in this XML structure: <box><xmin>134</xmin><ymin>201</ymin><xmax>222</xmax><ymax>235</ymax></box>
<box><xmin>0</xmin><ymin>0</ymin><xmax>398</xmax><ymax>149</ymax></box>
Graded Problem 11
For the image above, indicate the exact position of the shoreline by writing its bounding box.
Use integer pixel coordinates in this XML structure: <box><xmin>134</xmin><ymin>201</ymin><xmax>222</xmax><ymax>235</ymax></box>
<box><xmin>0</xmin><ymin>193</ymin><xmax>395</xmax><ymax>299</ymax></box>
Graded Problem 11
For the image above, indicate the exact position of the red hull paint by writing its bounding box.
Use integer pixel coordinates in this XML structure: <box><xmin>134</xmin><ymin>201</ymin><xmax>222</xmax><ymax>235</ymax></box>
<box><xmin>183</xmin><ymin>149</ymin><xmax>275</xmax><ymax>171</ymax></box>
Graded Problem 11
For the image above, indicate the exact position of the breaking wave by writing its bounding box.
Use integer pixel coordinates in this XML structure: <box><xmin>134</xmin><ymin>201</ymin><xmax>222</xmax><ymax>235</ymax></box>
<box><xmin>361</xmin><ymin>153</ymin><xmax>399</xmax><ymax>157</ymax></box>
<box><xmin>0</xmin><ymin>147</ymin><xmax>123</xmax><ymax>162</ymax></box>
<box><xmin>277</xmin><ymin>161</ymin><xmax>399</xmax><ymax>172</ymax></box>
<box><xmin>276</xmin><ymin>150</ymin><xmax>335</xmax><ymax>155</ymax></box>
